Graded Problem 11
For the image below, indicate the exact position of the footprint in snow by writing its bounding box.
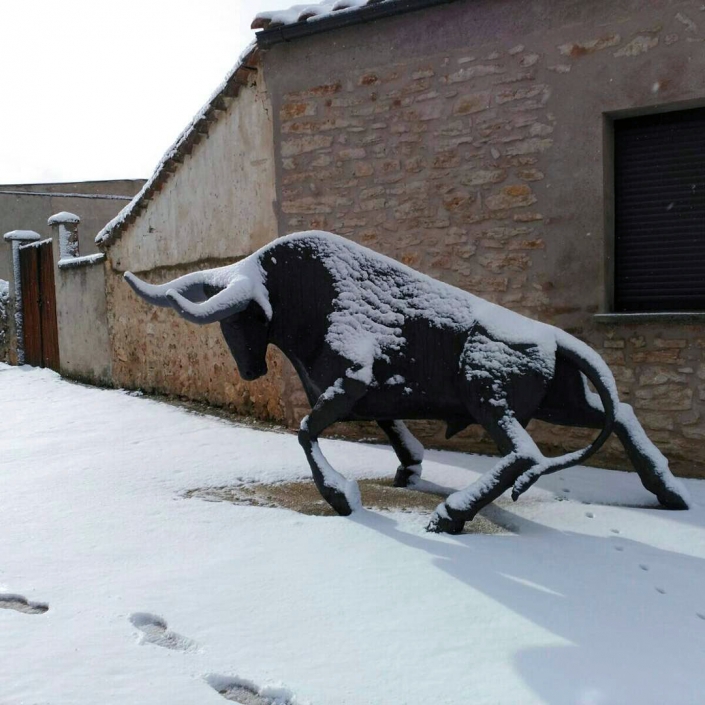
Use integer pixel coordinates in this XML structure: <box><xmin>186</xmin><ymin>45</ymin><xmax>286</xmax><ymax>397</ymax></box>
<box><xmin>0</xmin><ymin>593</ymin><xmax>48</xmax><ymax>614</ymax></box>
<box><xmin>655</xmin><ymin>587</ymin><xmax>666</xmax><ymax>595</ymax></box>
<box><xmin>206</xmin><ymin>674</ymin><xmax>294</xmax><ymax>705</ymax></box>
<box><xmin>129</xmin><ymin>612</ymin><xmax>197</xmax><ymax>651</ymax></box>
<box><xmin>639</xmin><ymin>564</ymin><xmax>650</xmax><ymax>571</ymax></box>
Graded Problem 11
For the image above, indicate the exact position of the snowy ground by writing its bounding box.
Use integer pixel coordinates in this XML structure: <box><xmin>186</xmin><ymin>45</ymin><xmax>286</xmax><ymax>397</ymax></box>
<box><xmin>1</xmin><ymin>364</ymin><xmax>704</xmax><ymax>705</ymax></box>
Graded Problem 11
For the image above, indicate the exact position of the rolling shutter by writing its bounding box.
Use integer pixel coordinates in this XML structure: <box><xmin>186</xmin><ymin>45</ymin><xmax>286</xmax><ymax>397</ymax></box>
<box><xmin>614</xmin><ymin>107</ymin><xmax>705</xmax><ymax>312</ymax></box>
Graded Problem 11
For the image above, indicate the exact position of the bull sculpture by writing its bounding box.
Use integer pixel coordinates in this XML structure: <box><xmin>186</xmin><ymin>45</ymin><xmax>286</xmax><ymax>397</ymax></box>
<box><xmin>125</xmin><ymin>231</ymin><xmax>689</xmax><ymax>534</ymax></box>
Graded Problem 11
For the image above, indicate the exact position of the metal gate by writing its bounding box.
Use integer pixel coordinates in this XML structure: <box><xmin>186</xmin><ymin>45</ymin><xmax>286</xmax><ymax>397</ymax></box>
<box><xmin>19</xmin><ymin>240</ymin><xmax>60</xmax><ymax>371</ymax></box>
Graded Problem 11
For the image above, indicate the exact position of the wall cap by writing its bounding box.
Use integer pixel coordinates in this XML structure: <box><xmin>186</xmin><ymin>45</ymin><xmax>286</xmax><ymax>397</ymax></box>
<box><xmin>58</xmin><ymin>253</ymin><xmax>106</xmax><ymax>270</ymax></box>
<box><xmin>48</xmin><ymin>211</ymin><xmax>80</xmax><ymax>226</ymax></box>
<box><xmin>3</xmin><ymin>230</ymin><xmax>41</xmax><ymax>242</ymax></box>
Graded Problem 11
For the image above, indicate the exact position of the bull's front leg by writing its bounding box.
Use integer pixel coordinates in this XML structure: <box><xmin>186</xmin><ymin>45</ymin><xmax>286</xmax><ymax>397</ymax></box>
<box><xmin>377</xmin><ymin>420</ymin><xmax>424</xmax><ymax>487</ymax></box>
<box><xmin>298</xmin><ymin>374</ymin><xmax>369</xmax><ymax>516</ymax></box>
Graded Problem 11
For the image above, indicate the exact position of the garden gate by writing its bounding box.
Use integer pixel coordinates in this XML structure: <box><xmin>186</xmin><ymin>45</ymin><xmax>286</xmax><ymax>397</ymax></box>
<box><xmin>19</xmin><ymin>239</ymin><xmax>60</xmax><ymax>370</ymax></box>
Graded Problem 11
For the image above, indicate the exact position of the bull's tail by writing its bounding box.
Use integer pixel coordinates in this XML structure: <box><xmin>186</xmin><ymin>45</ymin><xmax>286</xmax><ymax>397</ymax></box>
<box><xmin>511</xmin><ymin>333</ymin><xmax>620</xmax><ymax>500</ymax></box>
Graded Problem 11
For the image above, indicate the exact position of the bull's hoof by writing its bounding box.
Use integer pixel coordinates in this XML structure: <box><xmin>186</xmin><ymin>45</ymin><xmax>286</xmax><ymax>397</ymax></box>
<box><xmin>657</xmin><ymin>489</ymin><xmax>689</xmax><ymax>510</ymax></box>
<box><xmin>427</xmin><ymin>510</ymin><xmax>464</xmax><ymax>535</ymax></box>
<box><xmin>323</xmin><ymin>489</ymin><xmax>353</xmax><ymax>516</ymax></box>
<box><xmin>393</xmin><ymin>464</ymin><xmax>420</xmax><ymax>488</ymax></box>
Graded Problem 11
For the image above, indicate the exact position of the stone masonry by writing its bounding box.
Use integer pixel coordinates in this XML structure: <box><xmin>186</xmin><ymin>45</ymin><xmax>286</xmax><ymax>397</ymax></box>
<box><xmin>263</xmin><ymin>0</ymin><xmax>705</xmax><ymax>477</ymax></box>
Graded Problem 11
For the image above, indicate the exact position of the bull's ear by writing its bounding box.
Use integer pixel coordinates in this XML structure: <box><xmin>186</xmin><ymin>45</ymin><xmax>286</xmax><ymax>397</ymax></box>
<box><xmin>165</xmin><ymin>276</ymin><xmax>254</xmax><ymax>324</ymax></box>
<box><xmin>124</xmin><ymin>271</ymin><xmax>209</xmax><ymax>306</ymax></box>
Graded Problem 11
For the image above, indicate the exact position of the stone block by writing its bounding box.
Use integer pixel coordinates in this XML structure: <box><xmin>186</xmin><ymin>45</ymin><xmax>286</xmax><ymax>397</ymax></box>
<box><xmin>632</xmin><ymin>349</ymin><xmax>682</xmax><ymax>364</ymax></box>
<box><xmin>558</xmin><ymin>35</ymin><xmax>621</xmax><ymax>57</ymax></box>
<box><xmin>614</xmin><ymin>36</ymin><xmax>659</xmax><ymax>57</ymax></box>
<box><xmin>478</xmin><ymin>251</ymin><xmax>532</xmax><ymax>272</ymax></box>
<box><xmin>634</xmin><ymin>385</ymin><xmax>692</xmax><ymax>411</ymax></box>
<box><xmin>654</xmin><ymin>338</ymin><xmax>687</xmax><ymax>348</ymax></box>
<box><xmin>460</xmin><ymin>168</ymin><xmax>506</xmax><ymax>186</ymax></box>
<box><xmin>517</xmin><ymin>168</ymin><xmax>544</xmax><ymax>181</ymax></box>
<box><xmin>281</xmin><ymin>135</ymin><xmax>333</xmax><ymax>157</ymax></box>
<box><xmin>638</xmin><ymin>366</ymin><xmax>688</xmax><ymax>386</ymax></box>
<box><xmin>485</xmin><ymin>184</ymin><xmax>537</xmax><ymax>210</ymax></box>
<box><xmin>495</xmin><ymin>84</ymin><xmax>549</xmax><ymax>105</ymax></box>
<box><xmin>505</xmin><ymin>138</ymin><xmax>554</xmax><ymax>156</ymax></box>
<box><xmin>280</xmin><ymin>101</ymin><xmax>317</xmax><ymax>121</ymax></box>
<box><xmin>446</xmin><ymin>65</ymin><xmax>504</xmax><ymax>84</ymax></box>
<box><xmin>453</xmin><ymin>91</ymin><xmax>492</xmax><ymax>116</ymax></box>
<box><xmin>338</xmin><ymin>148</ymin><xmax>366</xmax><ymax>160</ymax></box>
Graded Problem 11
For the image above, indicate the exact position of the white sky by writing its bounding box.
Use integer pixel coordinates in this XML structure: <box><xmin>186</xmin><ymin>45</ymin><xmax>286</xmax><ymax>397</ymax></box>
<box><xmin>0</xmin><ymin>0</ymin><xmax>294</xmax><ymax>186</ymax></box>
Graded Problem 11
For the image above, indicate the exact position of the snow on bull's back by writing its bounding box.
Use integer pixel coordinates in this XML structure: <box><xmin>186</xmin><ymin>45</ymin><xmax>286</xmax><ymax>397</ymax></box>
<box><xmin>261</xmin><ymin>231</ymin><xmax>559</xmax><ymax>374</ymax></box>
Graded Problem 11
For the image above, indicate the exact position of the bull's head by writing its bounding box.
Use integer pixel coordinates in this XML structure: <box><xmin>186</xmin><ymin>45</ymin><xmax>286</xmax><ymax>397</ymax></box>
<box><xmin>124</xmin><ymin>267</ymin><xmax>271</xmax><ymax>381</ymax></box>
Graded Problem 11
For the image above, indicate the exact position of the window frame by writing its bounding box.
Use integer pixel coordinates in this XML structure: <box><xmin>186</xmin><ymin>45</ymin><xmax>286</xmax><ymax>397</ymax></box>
<box><xmin>600</xmin><ymin>102</ymin><xmax>705</xmax><ymax>321</ymax></box>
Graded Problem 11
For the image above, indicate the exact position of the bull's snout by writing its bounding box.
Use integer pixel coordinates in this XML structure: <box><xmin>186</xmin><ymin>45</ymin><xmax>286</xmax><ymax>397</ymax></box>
<box><xmin>239</xmin><ymin>361</ymin><xmax>268</xmax><ymax>381</ymax></box>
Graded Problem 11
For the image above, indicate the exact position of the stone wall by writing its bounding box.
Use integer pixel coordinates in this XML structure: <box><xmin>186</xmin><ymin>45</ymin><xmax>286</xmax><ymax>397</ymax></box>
<box><xmin>261</xmin><ymin>0</ymin><xmax>705</xmax><ymax>477</ymax></box>
<box><xmin>0</xmin><ymin>179</ymin><xmax>145</xmax><ymax>366</ymax></box>
<box><xmin>54</xmin><ymin>252</ymin><xmax>113</xmax><ymax>385</ymax></box>
<box><xmin>0</xmin><ymin>279</ymin><xmax>8</xmax><ymax>363</ymax></box>
<box><xmin>104</xmin><ymin>68</ymin><xmax>289</xmax><ymax>422</ymax></box>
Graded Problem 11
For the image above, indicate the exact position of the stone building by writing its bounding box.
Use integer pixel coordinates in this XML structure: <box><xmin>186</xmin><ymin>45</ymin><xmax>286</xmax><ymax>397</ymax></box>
<box><xmin>96</xmin><ymin>0</ymin><xmax>705</xmax><ymax>477</ymax></box>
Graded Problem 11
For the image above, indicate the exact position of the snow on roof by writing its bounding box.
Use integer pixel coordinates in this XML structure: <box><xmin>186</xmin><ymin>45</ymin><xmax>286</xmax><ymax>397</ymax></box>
<box><xmin>48</xmin><ymin>211</ymin><xmax>80</xmax><ymax>226</ymax></box>
<box><xmin>3</xmin><ymin>230</ymin><xmax>41</xmax><ymax>242</ymax></box>
<box><xmin>251</xmin><ymin>0</ymin><xmax>392</xmax><ymax>29</ymax></box>
<box><xmin>95</xmin><ymin>43</ymin><xmax>260</xmax><ymax>249</ymax></box>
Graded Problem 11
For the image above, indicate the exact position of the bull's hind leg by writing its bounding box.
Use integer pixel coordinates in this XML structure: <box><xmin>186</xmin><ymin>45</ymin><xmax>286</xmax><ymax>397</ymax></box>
<box><xmin>427</xmin><ymin>415</ymin><xmax>540</xmax><ymax>534</ymax></box>
<box><xmin>614</xmin><ymin>404</ymin><xmax>689</xmax><ymax>509</ymax></box>
<box><xmin>298</xmin><ymin>375</ymin><xmax>368</xmax><ymax>516</ymax></box>
<box><xmin>519</xmin><ymin>361</ymin><xmax>690</xmax><ymax>508</ymax></box>
<box><xmin>377</xmin><ymin>420</ymin><xmax>424</xmax><ymax>487</ymax></box>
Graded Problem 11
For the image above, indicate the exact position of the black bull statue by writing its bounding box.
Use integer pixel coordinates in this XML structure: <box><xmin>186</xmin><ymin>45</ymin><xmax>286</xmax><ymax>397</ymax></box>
<box><xmin>126</xmin><ymin>231</ymin><xmax>689</xmax><ymax>533</ymax></box>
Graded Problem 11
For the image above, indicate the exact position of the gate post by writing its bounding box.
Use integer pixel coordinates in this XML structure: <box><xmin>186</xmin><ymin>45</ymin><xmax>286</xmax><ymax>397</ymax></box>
<box><xmin>2</xmin><ymin>230</ymin><xmax>41</xmax><ymax>364</ymax></box>
<box><xmin>48</xmin><ymin>211</ymin><xmax>80</xmax><ymax>261</ymax></box>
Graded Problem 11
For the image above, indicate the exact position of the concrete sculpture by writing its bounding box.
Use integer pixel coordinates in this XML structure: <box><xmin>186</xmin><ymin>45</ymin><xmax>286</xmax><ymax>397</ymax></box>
<box><xmin>126</xmin><ymin>231</ymin><xmax>689</xmax><ymax>533</ymax></box>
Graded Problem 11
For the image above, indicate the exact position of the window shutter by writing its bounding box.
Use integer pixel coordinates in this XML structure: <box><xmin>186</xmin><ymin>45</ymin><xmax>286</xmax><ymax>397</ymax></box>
<box><xmin>614</xmin><ymin>107</ymin><xmax>705</xmax><ymax>312</ymax></box>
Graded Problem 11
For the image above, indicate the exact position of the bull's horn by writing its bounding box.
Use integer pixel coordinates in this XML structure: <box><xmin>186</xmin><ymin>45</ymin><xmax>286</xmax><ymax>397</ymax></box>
<box><xmin>165</xmin><ymin>275</ymin><xmax>253</xmax><ymax>324</ymax></box>
<box><xmin>124</xmin><ymin>271</ymin><xmax>209</xmax><ymax>307</ymax></box>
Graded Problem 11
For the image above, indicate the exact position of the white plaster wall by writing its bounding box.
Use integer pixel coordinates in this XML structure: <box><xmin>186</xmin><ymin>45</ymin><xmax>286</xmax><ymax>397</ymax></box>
<box><xmin>109</xmin><ymin>76</ymin><xmax>277</xmax><ymax>273</ymax></box>
<box><xmin>103</xmin><ymin>72</ymin><xmax>288</xmax><ymax>421</ymax></box>
<box><xmin>55</xmin><ymin>253</ymin><xmax>112</xmax><ymax>384</ymax></box>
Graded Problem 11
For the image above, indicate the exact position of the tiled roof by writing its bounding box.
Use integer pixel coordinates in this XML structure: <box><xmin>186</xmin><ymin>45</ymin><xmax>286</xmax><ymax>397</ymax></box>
<box><xmin>251</xmin><ymin>0</ymin><xmax>390</xmax><ymax>30</ymax></box>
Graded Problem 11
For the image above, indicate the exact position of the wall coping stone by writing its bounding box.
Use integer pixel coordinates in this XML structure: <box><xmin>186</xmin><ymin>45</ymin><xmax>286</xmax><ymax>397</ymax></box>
<box><xmin>48</xmin><ymin>211</ymin><xmax>80</xmax><ymax>226</ymax></box>
<box><xmin>3</xmin><ymin>230</ymin><xmax>41</xmax><ymax>242</ymax></box>
<box><xmin>58</xmin><ymin>253</ymin><xmax>106</xmax><ymax>270</ymax></box>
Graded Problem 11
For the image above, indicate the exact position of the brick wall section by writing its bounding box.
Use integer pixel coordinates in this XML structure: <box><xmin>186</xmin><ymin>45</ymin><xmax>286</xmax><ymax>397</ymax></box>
<box><xmin>267</xmin><ymin>2</ymin><xmax>705</xmax><ymax>478</ymax></box>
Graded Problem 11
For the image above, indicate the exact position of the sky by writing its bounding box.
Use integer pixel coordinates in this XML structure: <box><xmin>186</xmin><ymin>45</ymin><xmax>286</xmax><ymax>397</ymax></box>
<box><xmin>0</xmin><ymin>0</ymin><xmax>294</xmax><ymax>186</ymax></box>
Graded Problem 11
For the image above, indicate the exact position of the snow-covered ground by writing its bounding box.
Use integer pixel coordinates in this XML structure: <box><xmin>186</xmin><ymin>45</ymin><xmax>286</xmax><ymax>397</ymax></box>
<box><xmin>1</xmin><ymin>364</ymin><xmax>704</xmax><ymax>705</ymax></box>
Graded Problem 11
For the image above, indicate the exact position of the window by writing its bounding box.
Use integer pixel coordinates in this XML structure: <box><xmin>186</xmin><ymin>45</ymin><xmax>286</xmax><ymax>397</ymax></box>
<box><xmin>614</xmin><ymin>107</ymin><xmax>705</xmax><ymax>313</ymax></box>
